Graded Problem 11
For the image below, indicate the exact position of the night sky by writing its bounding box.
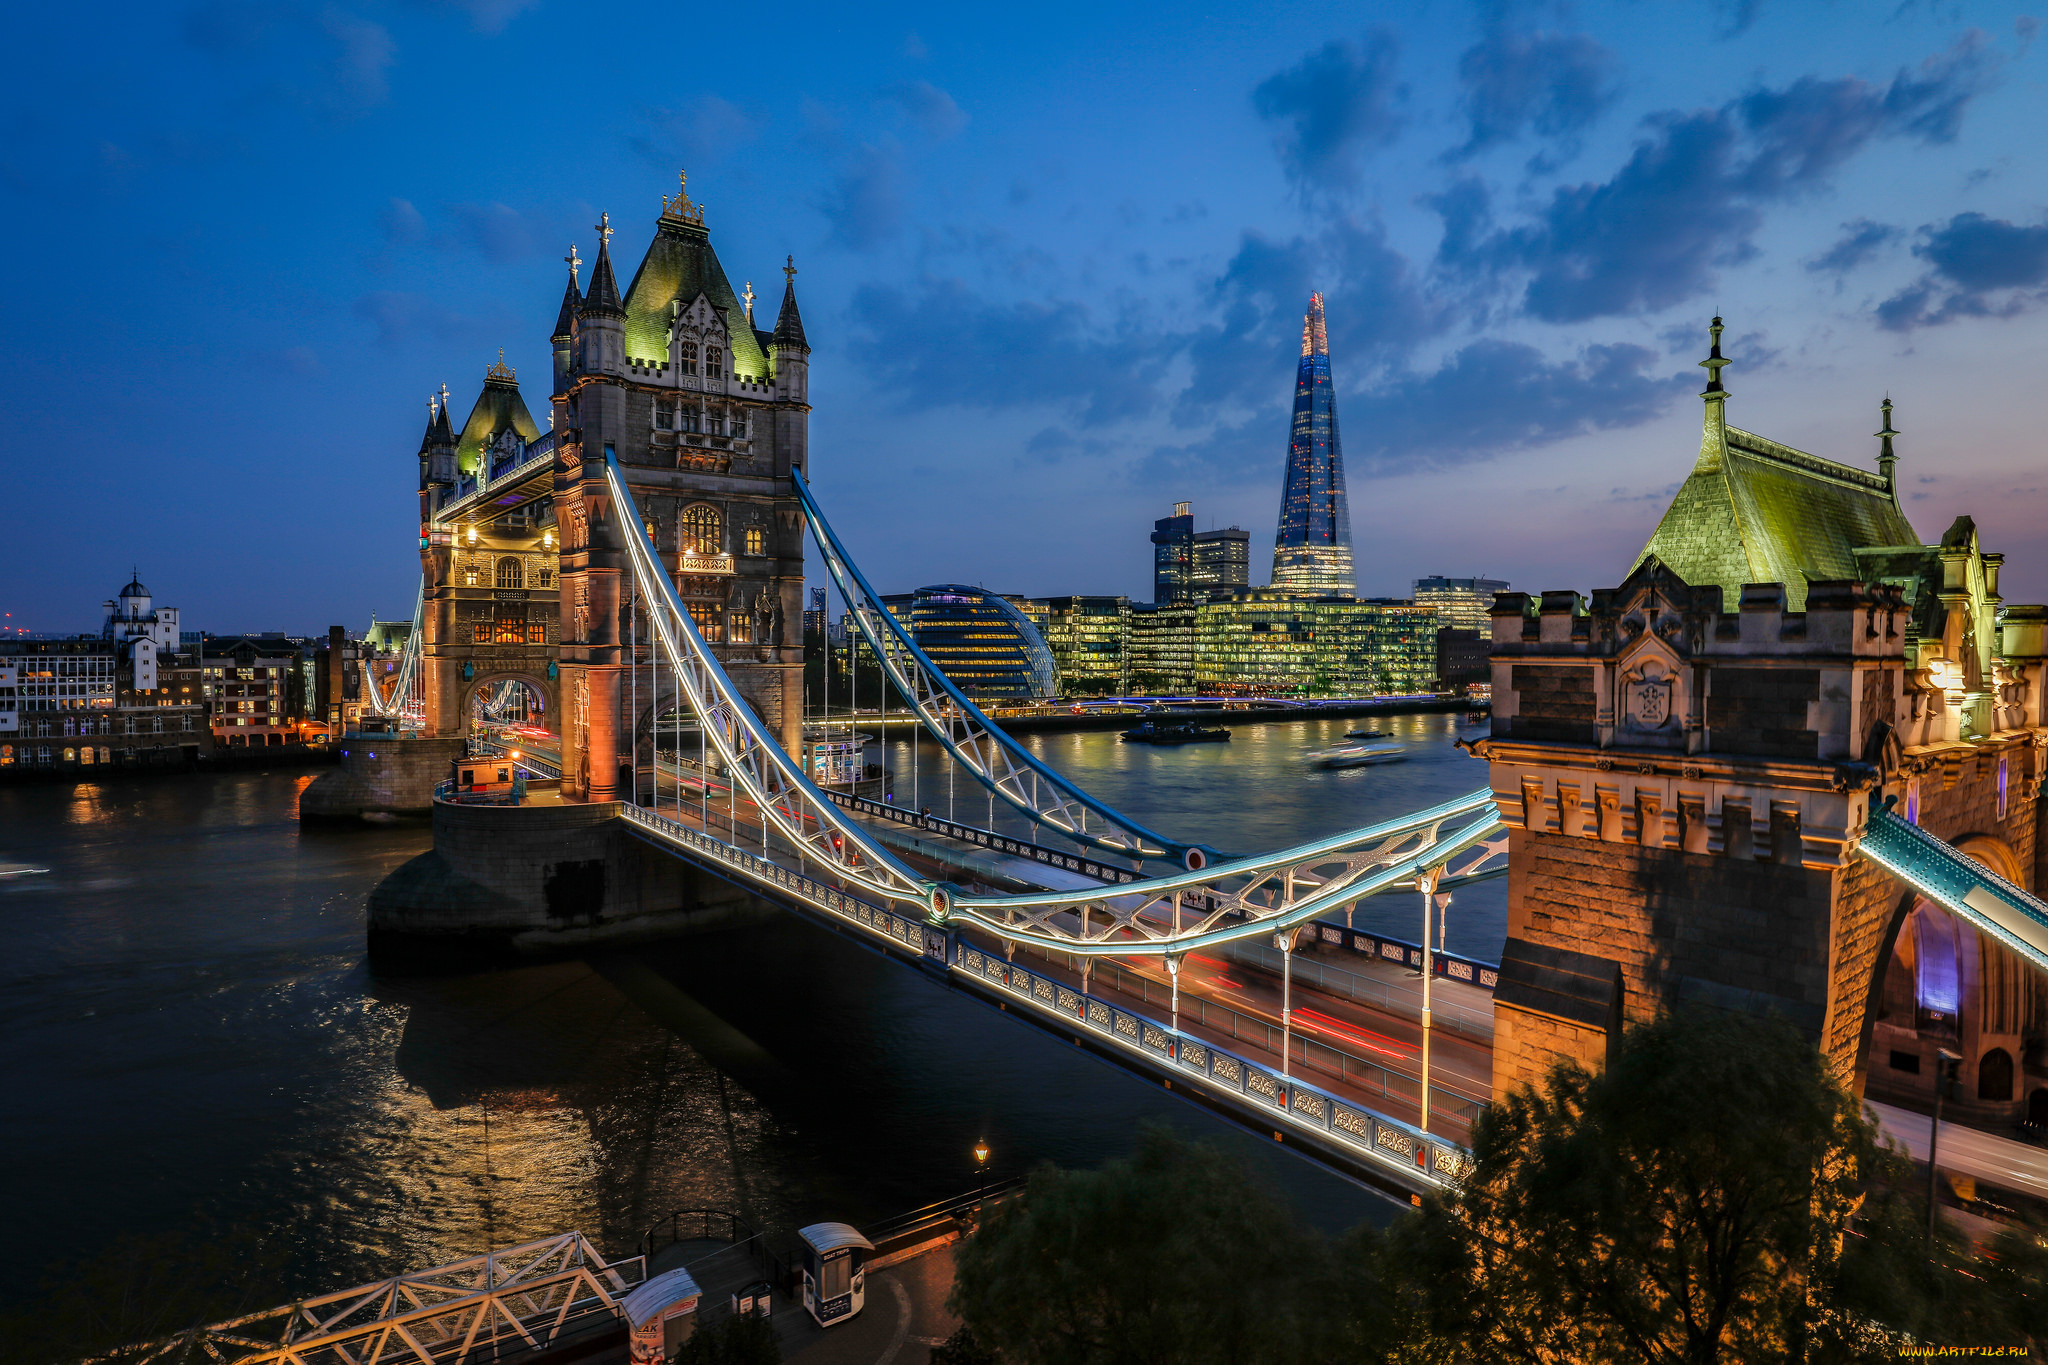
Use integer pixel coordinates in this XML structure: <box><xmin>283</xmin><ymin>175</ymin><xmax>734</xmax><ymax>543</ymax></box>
<box><xmin>6</xmin><ymin>2</ymin><xmax>2046</xmax><ymax>635</ymax></box>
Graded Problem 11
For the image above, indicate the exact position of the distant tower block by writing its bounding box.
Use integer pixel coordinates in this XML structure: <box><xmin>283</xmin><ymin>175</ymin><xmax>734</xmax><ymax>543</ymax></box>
<box><xmin>1270</xmin><ymin>292</ymin><xmax>1354</xmax><ymax>597</ymax></box>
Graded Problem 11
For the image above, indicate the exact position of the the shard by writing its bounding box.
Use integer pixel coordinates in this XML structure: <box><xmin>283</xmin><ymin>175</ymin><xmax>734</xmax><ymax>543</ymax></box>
<box><xmin>1270</xmin><ymin>292</ymin><xmax>1355</xmax><ymax>597</ymax></box>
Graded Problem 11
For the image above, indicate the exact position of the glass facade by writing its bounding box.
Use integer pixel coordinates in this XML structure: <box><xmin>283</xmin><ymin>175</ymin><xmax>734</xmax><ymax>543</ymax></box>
<box><xmin>1190</xmin><ymin>592</ymin><xmax>1436</xmax><ymax>697</ymax></box>
<box><xmin>1035</xmin><ymin>595</ymin><xmax>1130</xmax><ymax>696</ymax></box>
<box><xmin>1270</xmin><ymin>293</ymin><xmax>1355</xmax><ymax>597</ymax></box>
<box><xmin>1151</xmin><ymin>503</ymin><xmax>1250</xmax><ymax>605</ymax></box>
<box><xmin>1413</xmin><ymin>576</ymin><xmax>1511</xmax><ymax>633</ymax></box>
<box><xmin>1128</xmin><ymin>601</ymin><xmax>1196</xmax><ymax>694</ymax></box>
<box><xmin>879</xmin><ymin>585</ymin><xmax>1058</xmax><ymax>700</ymax></box>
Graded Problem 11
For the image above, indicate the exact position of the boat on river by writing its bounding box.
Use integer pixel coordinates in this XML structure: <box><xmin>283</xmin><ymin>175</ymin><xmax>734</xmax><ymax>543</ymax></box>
<box><xmin>1345</xmin><ymin>728</ymin><xmax>1388</xmax><ymax>739</ymax></box>
<box><xmin>1307</xmin><ymin>741</ymin><xmax>1407</xmax><ymax>769</ymax></box>
<box><xmin>1121</xmin><ymin>719</ymin><xmax>1231</xmax><ymax>744</ymax></box>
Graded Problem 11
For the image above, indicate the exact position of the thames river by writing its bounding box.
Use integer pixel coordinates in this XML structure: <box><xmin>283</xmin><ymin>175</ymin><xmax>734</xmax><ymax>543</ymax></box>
<box><xmin>0</xmin><ymin>711</ymin><xmax>1499</xmax><ymax>1313</ymax></box>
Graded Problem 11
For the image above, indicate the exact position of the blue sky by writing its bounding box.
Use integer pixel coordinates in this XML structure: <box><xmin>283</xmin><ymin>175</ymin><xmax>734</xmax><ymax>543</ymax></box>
<box><xmin>5</xmin><ymin>1</ymin><xmax>2047</xmax><ymax>633</ymax></box>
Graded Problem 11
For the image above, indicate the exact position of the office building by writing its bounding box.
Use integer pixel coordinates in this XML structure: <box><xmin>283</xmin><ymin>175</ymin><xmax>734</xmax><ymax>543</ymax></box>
<box><xmin>877</xmin><ymin>585</ymin><xmax>1057</xmax><ymax>701</ymax></box>
<box><xmin>1035</xmin><ymin>596</ymin><xmax>1130</xmax><ymax>696</ymax></box>
<box><xmin>1127</xmin><ymin>601</ymin><xmax>1197</xmax><ymax>695</ymax></box>
<box><xmin>1151</xmin><ymin>503</ymin><xmax>1252</xmax><ymax>605</ymax></box>
<box><xmin>1270</xmin><ymin>293</ymin><xmax>1355</xmax><ymax>596</ymax></box>
<box><xmin>1413</xmin><ymin>576</ymin><xmax>1511</xmax><ymax>633</ymax></box>
<box><xmin>1191</xmin><ymin>591</ymin><xmax>1436</xmax><ymax>697</ymax></box>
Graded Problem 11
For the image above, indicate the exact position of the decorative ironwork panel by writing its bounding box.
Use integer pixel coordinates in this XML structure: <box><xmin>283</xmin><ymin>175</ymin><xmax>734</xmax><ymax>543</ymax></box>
<box><xmin>1034</xmin><ymin>977</ymin><xmax>1055</xmax><ymax>1003</ymax></box>
<box><xmin>1140</xmin><ymin>1023</ymin><xmax>1171</xmax><ymax>1053</ymax></box>
<box><xmin>1178</xmin><ymin>1042</ymin><xmax>1209</xmax><ymax>1072</ymax></box>
<box><xmin>1374</xmin><ymin>1124</ymin><xmax>1417</xmax><ymax>1159</ymax></box>
<box><xmin>1332</xmin><ymin>1104</ymin><xmax>1371</xmax><ymax>1140</ymax></box>
<box><xmin>1057</xmin><ymin>987</ymin><xmax>1082</xmax><ymax>1014</ymax></box>
<box><xmin>984</xmin><ymin>958</ymin><xmax>1007</xmax><ymax>982</ymax></box>
<box><xmin>1086</xmin><ymin>1001</ymin><xmax>1111</xmax><ymax>1030</ymax></box>
<box><xmin>963</xmin><ymin>950</ymin><xmax>986</xmax><ymax>974</ymax></box>
<box><xmin>1211</xmin><ymin>1054</ymin><xmax>1242</xmax><ymax>1086</ymax></box>
<box><xmin>1112</xmin><ymin>1011</ymin><xmax>1139</xmax><ymax>1040</ymax></box>
<box><xmin>1290</xmin><ymin>1087</ymin><xmax>1327</xmax><ymax>1123</ymax></box>
<box><xmin>1244</xmin><ymin>1069</ymin><xmax>1280</xmax><ymax>1104</ymax></box>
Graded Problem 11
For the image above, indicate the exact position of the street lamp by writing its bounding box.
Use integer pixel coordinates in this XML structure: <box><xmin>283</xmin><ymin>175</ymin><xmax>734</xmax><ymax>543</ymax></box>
<box><xmin>973</xmin><ymin>1139</ymin><xmax>990</xmax><ymax>1219</ymax></box>
<box><xmin>1927</xmin><ymin>1047</ymin><xmax>1962</xmax><ymax>1242</ymax></box>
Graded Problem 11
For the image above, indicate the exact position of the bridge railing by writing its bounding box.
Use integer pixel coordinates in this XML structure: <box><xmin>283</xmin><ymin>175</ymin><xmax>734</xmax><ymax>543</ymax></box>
<box><xmin>614</xmin><ymin>801</ymin><xmax>1474</xmax><ymax>1187</ymax></box>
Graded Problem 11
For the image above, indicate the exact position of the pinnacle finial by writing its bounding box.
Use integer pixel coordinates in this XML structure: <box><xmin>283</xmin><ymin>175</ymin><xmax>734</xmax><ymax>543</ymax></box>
<box><xmin>564</xmin><ymin>243</ymin><xmax>581</xmax><ymax>282</ymax></box>
<box><xmin>661</xmin><ymin>170</ymin><xmax>705</xmax><ymax>225</ymax></box>
<box><xmin>743</xmin><ymin>280</ymin><xmax>755</xmax><ymax>321</ymax></box>
<box><xmin>1699</xmin><ymin>315</ymin><xmax>1731</xmax><ymax>397</ymax></box>
<box><xmin>595</xmin><ymin>211</ymin><xmax>612</xmax><ymax>244</ymax></box>
<box><xmin>1877</xmin><ymin>395</ymin><xmax>1898</xmax><ymax>439</ymax></box>
<box><xmin>429</xmin><ymin>392</ymin><xmax>438</xmax><ymax>419</ymax></box>
<box><xmin>439</xmin><ymin>382</ymin><xmax>450</xmax><ymax>407</ymax></box>
<box><xmin>784</xmin><ymin>254</ymin><xmax>797</xmax><ymax>285</ymax></box>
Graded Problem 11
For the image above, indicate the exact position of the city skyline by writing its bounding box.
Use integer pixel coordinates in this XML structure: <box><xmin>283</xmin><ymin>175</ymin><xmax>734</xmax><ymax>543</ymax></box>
<box><xmin>5</xmin><ymin>3</ymin><xmax>2047</xmax><ymax>634</ymax></box>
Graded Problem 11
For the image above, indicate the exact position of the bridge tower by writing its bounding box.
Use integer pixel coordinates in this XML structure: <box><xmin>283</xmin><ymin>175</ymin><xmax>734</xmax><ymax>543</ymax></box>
<box><xmin>552</xmin><ymin>177</ymin><xmax>809</xmax><ymax>802</ymax></box>
<box><xmin>1474</xmin><ymin>321</ymin><xmax>2048</xmax><ymax>1112</ymax></box>
<box><xmin>416</xmin><ymin>360</ymin><xmax>561</xmax><ymax>739</ymax></box>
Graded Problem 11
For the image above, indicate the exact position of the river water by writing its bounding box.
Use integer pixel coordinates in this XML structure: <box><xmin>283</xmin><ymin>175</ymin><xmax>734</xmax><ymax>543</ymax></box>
<box><xmin>0</xmin><ymin>712</ymin><xmax>1500</xmax><ymax>1314</ymax></box>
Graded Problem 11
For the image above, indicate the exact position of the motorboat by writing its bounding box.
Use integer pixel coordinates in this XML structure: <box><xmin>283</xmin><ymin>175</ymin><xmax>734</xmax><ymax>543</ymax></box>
<box><xmin>1307</xmin><ymin>741</ymin><xmax>1407</xmax><ymax>768</ymax></box>
<box><xmin>1345</xmin><ymin>728</ymin><xmax>1388</xmax><ymax>739</ymax></box>
<box><xmin>1122</xmin><ymin>720</ymin><xmax>1230</xmax><ymax>744</ymax></box>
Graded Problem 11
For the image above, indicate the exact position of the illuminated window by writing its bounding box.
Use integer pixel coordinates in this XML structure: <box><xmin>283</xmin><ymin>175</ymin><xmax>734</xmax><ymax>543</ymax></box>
<box><xmin>745</xmin><ymin>528</ymin><xmax>765</xmax><ymax>556</ymax></box>
<box><xmin>496</xmin><ymin>557</ymin><xmax>523</xmax><ymax>589</ymax></box>
<box><xmin>706</xmin><ymin>347</ymin><xmax>723</xmax><ymax>379</ymax></box>
<box><xmin>687</xmin><ymin>603</ymin><xmax>723</xmax><ymax>642</ymax></box>
<box><xmin>730</xmin><ymin>612</ymin><xmax>750</xmax><ymax>641</ymax></box>
<box><xmin>494</xmin><ymin>611</ymin><xmax>526</xmax><ymax>644</ymax></box>
<box><xmin>535</xmin><ymin>564</ymin><xmax>555</xmax><ymax>588</ymax></box>
<box><xmin>464</xmin><ymin>565</ymin><xmax>480</xmax><ymax>586</ymax></box>
<box><xmin>474</xmin><ymin>623</ymin><xmax>492</xmax><ymax>644</ymax></box>
<box><xmin>681</xmin><ymin>504</ymin><xmax>722</xmax><ymax>555</ymax></box>
<box><xmin>679</xmin><ymin>341</ymin><xmax>697</xmax><ymax>375</ymax></box>
<box><xmin>527</xmin><ymin>622</ymin><xmax>545</xmax><ymax>644</ymax></box>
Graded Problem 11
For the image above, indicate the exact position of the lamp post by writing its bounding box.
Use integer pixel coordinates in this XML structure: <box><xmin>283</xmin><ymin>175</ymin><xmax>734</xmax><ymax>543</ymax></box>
<box><xmin>1928</xmin><ymin>1047</ymin><xmax>1962</xmax><ymax>1243</ymax></box>
<box><xmin>972</xmin><ymin>1139</ymin><xmax>990</xmax><ymax>1222</ymax></box>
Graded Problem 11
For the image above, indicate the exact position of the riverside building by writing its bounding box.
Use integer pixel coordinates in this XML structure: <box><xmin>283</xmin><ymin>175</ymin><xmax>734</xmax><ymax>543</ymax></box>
<box><xmin>1150</xmin><ymin>502</ymin><xmax>1251</xmax><ymax>604</ymax></box>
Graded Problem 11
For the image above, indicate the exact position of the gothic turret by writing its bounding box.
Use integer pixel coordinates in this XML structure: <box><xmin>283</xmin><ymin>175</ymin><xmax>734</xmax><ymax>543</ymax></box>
<box><xmin>578</xmin><ymin>214</ymin><xmax>626</xmax><ymax>378</ymax></box>
<box><xmin>1876</xmin><ymin>396</ymin><xmax>1901</xmax><ymax>509</ymax></box>
<box><xmin>772</xmin><ymin>255</ymin><xmax>809</xmax><ymax>405</ymax></box>
<box><xmin>553</xmin><ymin>245</ymin><xmax>582</xmax><ymax>396</ymax></box>
<box><xmin>423</xmin><ymin>386</ymin><xmax>458</xmax><ymax>489</ymax></box>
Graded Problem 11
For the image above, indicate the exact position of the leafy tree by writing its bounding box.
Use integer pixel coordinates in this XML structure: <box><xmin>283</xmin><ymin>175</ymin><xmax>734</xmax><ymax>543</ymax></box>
<box><xmin>947</xmin><ymin>1128</ymin><xmax>1352</xmax><ymax>1365</ymax></box>
<box><xmin>1401</xmin><ymin>1008</ymin><xmax>2045</xmax><ymax>1363</ymax></box>
<box><xmin>671</xmin><ymin>1309</ymin><xmax>781</xmax><ymax>1365</ymax></box>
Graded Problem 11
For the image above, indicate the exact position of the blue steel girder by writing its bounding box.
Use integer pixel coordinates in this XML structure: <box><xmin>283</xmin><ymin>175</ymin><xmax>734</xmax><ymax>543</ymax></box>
<box><xmin>1856</xmin><ymin>804</ymin><xmax>2048</xmax><ymax>974</ymax></box>
<box><xmin>791</xmin><ymin>466</ymin><xmax>1217</xmax><ymax>869</ymax></box>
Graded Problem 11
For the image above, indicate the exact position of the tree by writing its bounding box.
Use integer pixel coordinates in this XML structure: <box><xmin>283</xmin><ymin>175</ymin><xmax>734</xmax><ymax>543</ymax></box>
<box><xmin>947</xmin><ymin>1128</ymin><xmax>1354</xmax><ymax>1365</ymax></box>
<box><xmin>1399</xmin><ymin>1008</ymin><xmax>2046</xmax><ymax>1363</ymax></box>
<box><xmin>671</xmin><ymin>1310</ymin><xmax>781</xmax><ymax>1365</ymax></box>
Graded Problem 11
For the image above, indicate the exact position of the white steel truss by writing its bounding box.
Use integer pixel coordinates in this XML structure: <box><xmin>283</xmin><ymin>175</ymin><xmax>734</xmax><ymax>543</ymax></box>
<box><xmin>792</xmin><ymin>467</ymin><xmax>1212</xmax><ymax>868</ymax></box>
<box><xmin>607</xmin><ymin>455</ymin><xmax>1512</xmax><ymax>953</ymax></box>
<box><xmin>362</xmin><ymin>576</ymin><xmax>425</xmax><ymax>726</ymax></box>
<box><xmin>607</xmin><ymin>453</ymin><xmax>936</xmax><ymax>908</ymax></box>
<box><xmin>93</xmin><ymin>1232</ymin><xmax>644</xmax><ymax>1365</ymax></box>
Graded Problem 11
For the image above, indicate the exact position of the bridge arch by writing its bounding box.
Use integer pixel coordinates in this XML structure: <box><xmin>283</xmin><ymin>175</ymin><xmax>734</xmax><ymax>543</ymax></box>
<box><xmin>1857</xmin><ymin>830</ymin><xmax>2035</xmax><ymax>1120</ymax></box>
<box><xmin>465</xmin><ymin>668</ymin><xmax>558</xmax><ymax>731</ymax></box>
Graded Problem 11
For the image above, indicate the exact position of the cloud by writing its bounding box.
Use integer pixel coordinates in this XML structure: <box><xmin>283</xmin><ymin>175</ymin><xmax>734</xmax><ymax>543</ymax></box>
<box><xmin>820</xmin><ymin>143</ymin><xmax>906</xmax><ymax>251</ymax></box>
<box><xmin>380</xmin><ymin>197</ymin><xmax>424</xmax><ymax>243</ymax></box>
<box><xmin>422</xmin><ymin>0</ymin><xmax>543</xmax><ymax>32</ymax></box>
<box><xmin>1438</xmin><ymin>35</ymin><xmax>2001</xmax><ymax>322</ymax></box>
<box><xmin>446</xmin><ymin>201</ymin><xmax>535</xmax><ymax>262</ymax></box>
<box><xmin>1807</xmin><ymin>219</ymin><xmax>1901</xmax><ymax>275</ymax></box>
<box><xmin>353</xmin><ymin>291</ymin><xmax>491</xmax><ymax>348</ymax></box>
<box><xmin>178</xmin><ymin>1</ymin><xmax>395</xmax><ymax>115</ymax></box>
<box><xmin>1252</xmin><ymin>29</ymin><xmax>1404</xmax><ymax>194</ymax></box>
<box><xmin>1450</xmin><ymin>26</ymin><xmax>1619</xmax><ymax>159</ymax></box>
<box><xmin>1878</xmin><ymin>211</ymin><xmax>2048</xmax><ymax>329</ymax></box>
<box><xmin>1179</xmin><ymin>217</ymin><xmax>1446</xmax><ymax>421</ymax></box>
<box><xmin>628</xmin><ymin>96</ymin><xmax>758</xmax><ymax>169</ymax></box>
<box><xmin>880</xmin><ymin>81</ymin><xmax>966</xmax><ymax>139</ymax></box>
<box><xmin>315</xmin><ymin>8</ymin><xmax>396</xmax><ymax>111</ymax></box>
<box><xmin>846</xmin><ymin>277</ymin><xmax>1171</xmax><ymax>424</ymax></box>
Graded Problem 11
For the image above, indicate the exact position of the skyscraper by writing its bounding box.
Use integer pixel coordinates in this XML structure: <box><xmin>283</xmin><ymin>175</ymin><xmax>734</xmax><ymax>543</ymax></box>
<box><xmin>1270</xmin><ymin>293</ymin><xmax>1354</xmax><ymax>597</ymax></box>
<box><xmin>1151</xmin><ymin>501</ymin><xmax>1251</xmax><ymax>604</ymax></box>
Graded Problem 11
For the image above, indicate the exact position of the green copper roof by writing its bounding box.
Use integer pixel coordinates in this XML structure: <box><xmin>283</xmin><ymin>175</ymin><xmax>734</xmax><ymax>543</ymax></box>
<box><xmin>1632</xmin><ymin>406</ymin><xmax>1918</xmax><ymax>612</ymax></box>
<box><xmin>621</xmin><ymin>219</ymin><xmax>771</xmax><ymax>379</ymax></box>
<box><xmin>454</xmin><ymin>373</ymin><xmax>542</xmax><ymax>475</ymax></box>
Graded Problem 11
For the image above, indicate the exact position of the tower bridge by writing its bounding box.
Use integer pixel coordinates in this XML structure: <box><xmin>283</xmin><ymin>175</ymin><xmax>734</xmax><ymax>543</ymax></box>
<box><xmin>341</xmin><ymin>182</ymin><xmax>2048</xmax><ymax>1198</ymax></box>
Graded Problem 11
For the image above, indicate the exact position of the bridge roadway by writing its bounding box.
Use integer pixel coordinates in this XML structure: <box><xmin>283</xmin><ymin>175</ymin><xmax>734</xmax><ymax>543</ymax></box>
<box><xmin>485</xmin><ymin>728</ymin><xmax>1492</xmax><ymax>1153</ymax></box>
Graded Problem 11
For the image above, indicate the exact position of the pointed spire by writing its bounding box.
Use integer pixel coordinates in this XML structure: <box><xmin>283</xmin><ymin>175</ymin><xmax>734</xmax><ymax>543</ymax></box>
<box><xmin>583</xmin><ymin>213</ymin><xmax>624</xmax><ymax>316</ymax></box>
<box><xmin>1699</xmin><ymin>315</ymin><xmax>1731</xmax><ymax>397</ymax></box>
<box><xmin>1300</xmin><ymin>291</ymin><xmax>1328</xmax><ymax>357</ymax></box>
<box><xmin>1876</xmin><ymin>394</ymin><xmax>1900</xmax><ymax>506</ymax></box>
<box><xmin>432</xmin><ymin>384</ymin><xmax>456</xmax><ymax>444</ymax></box>
<box><xmin>773</xmin><ymin>254</ymin><xmax>808</xmax><ymax>351</ymax></box>
<box><xmin>420</xmin><ymin>393</ymin><xmax>440</xmax><ymax>452</ymax></box>
<box><xmin>552</xmin><ymin>268</ymin><xmax>581</xmax><ymax>342</ymax></box>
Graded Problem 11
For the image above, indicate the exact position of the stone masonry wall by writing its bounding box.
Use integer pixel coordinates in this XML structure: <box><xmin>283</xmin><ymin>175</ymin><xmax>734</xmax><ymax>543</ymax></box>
<box><xmin>1492</xmin><ymin>1003</ymin><xmax>1610</xmax><ymax>1103</ymax></box>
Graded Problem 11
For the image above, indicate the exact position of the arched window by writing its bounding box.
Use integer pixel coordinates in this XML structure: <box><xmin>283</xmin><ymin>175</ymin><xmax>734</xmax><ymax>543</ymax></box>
<box><xmin>679</xmin><ymin>341</ymin><xmax>697</xmax><ymax>376</ymax></box>
<box><xmin>706</xmin><ymin>346</ymin><xmax>723</xmax><ymax>379</ymax></box>
<box><xmin>496</xmin><ymin>557</ymin><xmax>524</xmax><ymax>589</ymax></box>
<box><xmin>1979</xmin><ymin>1047</ymin><xmax>2015</xmax><ymax>1102</ymax></box>
<box><xmin>681</xmin><ymin>504</ymin><xmax>722</xmax><ymax>555</ymax></box>
<box><xmin>745</xmin><ymin>527</ymin><xmax>765</xmax><ymax>556</ymax></box>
